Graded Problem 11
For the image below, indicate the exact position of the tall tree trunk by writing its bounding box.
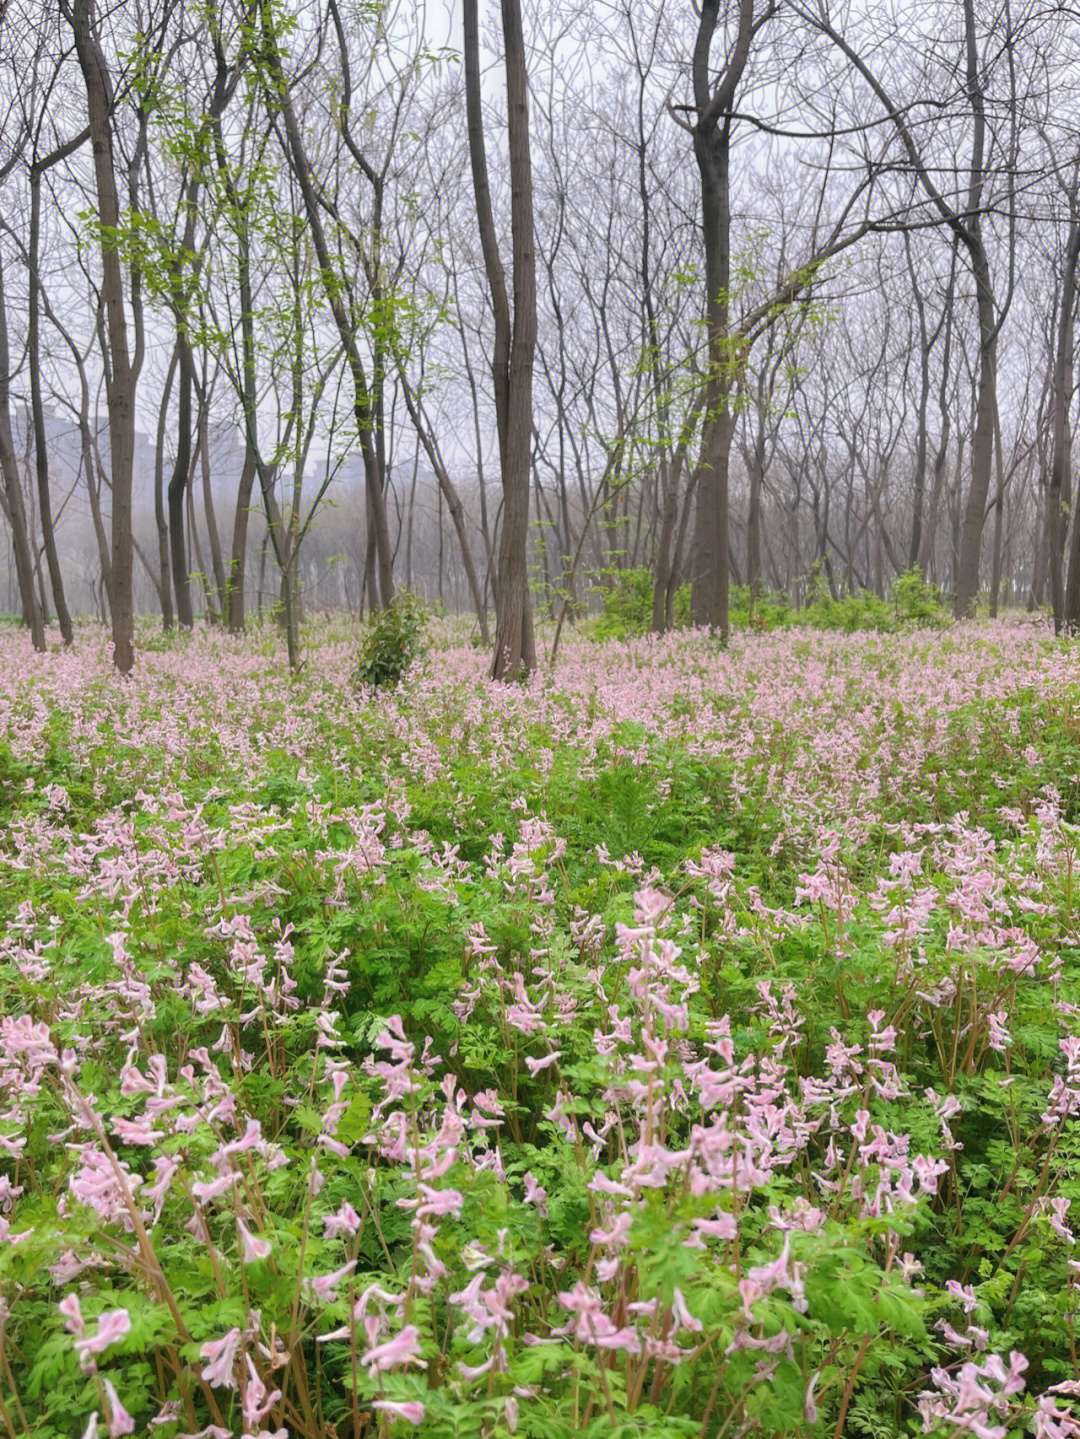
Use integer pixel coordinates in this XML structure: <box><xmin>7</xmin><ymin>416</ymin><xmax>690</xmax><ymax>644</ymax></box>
<box><xmin>904</xmin><ymin>232</ymin><xmax>934</xmax><ymax>572</ymax></box>
<box><xmin>154</xmin><ymin>345</ymin><xmax>177</xmax><ymax>630</ymax></box>
<box><xmin>989</xmin><ymin>410</ymin><xmax>1006</xmax><ymax>618</ymax></box>
<box><xmin>952</xmin><ymin>0</ymin><xmax>999</xmax><ymax>618</ymax></box>
<box><xmin>228</xmin><ymin>443</ymin><xmax>257</xmax><ymax>633</ymax></box>
<box><xmin>29</xmin><ymin>163</ymin><xmax>75</xmax><ymax>644</ymax></box>
<box><xmin>394</xmin><ymin>363</ymin><xmax>491</xmax><ymax>643</ymax></box>
<box><xmin>685</xmin><ymin>0</ymin><xmax>756</xmax><ymax>640</ymax></box>
<box><xmin>1050</xmin><ymin>216</ymin><xmax>1080</xmax><ymax>632</ymax></box>
<box><xmin>954</xmin><ymin>266</ymin><xmax>997</xmax><ymax>617</ymax></box>
<box><xmin>0</xmin><ymin>250</ymin><xmax>45</xmax><ymax>649</ymax></box>
<box><xmin>746</xmin><ymin>422</ymin><xmax>765</xmax><ymax>599</ymax></box>
<box><xmin>198</xmin><ymin>396</ymin><xmax>228</xmax><ymax>612</ymax></box>
<box><xmin>464</xmin><ymin>0</ymin><xmax>537</xmax><ymax>678</ymax></box>
<box><xmin>168</xmin><ymin>334</ymin><xmax>196</xmax><ymax>627</ymax></box>
<box><xmin>69</xmin><ymin>0</ymin><xmax>136</xmax><ymax>673</ymax></box>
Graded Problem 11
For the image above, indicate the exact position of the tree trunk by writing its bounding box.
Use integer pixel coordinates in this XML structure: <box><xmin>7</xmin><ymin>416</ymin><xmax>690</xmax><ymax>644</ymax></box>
<box><xmin>198</xmin><ymin>396</ymin><xmax>228</xmax><ymax>612</ymax></box>
<box><xmin>464</xmin><ymin>0</ymin><xmax>537</xmax><ymax>678</ymax></box>
<box><xmin>685</xmin><ymin>0</ymin><xmax>755</xmax><ymax>639</ymax></box>
<box><xmin>1050</xmin><ymin>217</ymin><xmax>1080</xmax><ymax>632</ymax></box>
<box><xmin>952</xmin><ymin>0</ymin><xmax>998</xmax><ymax>619</ymax></box>
<box><xmin>29</xmin><ymin>165</ymin><xmax>74</xmax><ymax>644</ymax></box>
<box><xmin>168</xmin><ymin>333</ymin><xmax>196</xmax><ymax>627</ymax></box>
<box><xmin>0</xmin><ymin>249</ymin><xmax>45</xmax><ymax>649</ymax></box>
<box><xmin>953</xmin><ymin>276</ymin><xmax>997</xmax><ymax>618</ymax></box>
<box><xmin>154</xmin><ymin>345</ymin><xmax>177</xmax><ymax>630</ymax></box>
<box><xmin>228</xmin><ymin>442</ymin><xmax>257</xmax><ymax>633</ymax></box>
<box><xmin>70</xmin><ymin>0</ymin><xmax>136</xmax><ymax>673</ymax></box>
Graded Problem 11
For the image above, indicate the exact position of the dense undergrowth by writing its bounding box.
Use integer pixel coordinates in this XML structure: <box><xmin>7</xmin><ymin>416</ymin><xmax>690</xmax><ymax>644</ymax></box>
<box><xmin>592</xmin><ymin>566</ymin><xmax>947</xmax><ymax>639</ymax></box>
<box><xmin>1</xmin><ymin>618</ymin><xmax>1080</xmax><ymax>1438</ymax></box>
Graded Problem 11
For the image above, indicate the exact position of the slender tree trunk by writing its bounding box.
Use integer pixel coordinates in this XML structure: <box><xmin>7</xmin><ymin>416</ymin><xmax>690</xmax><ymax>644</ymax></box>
<box><xmin>199</xmin><ymin>399</ymin><xmax>228</xmax><ymax>611</ymax></box>
<box><xmin>1050</xmin><ymin>217</ymin><xmax>1080</xmax><ymax>632</ymax></box>
<box><xmin>685</xmin><ymin>0</ymin><xmax>755</xmax><ymax>639</ymax></box>
<box><xmin>29</xmin><ymin>166</ymin><xmax>74</xmax><ymax>644</ymax></box>
<box><xmin>69</xmin><ymin>0</ymin><xmax>136</xmax><ymax>672</ymax></box>
<box><xmin>394</xmin><ymin>363</ymin><xmax>491</xmax><ymax>643</ymax></box>
<box><xmin>228</xmin><ymin>443</ymin><xmax>257</xmax><ymax>633</ymax></box>
<box><xmin>464</xmin><ymin>0</ymin><xmax>537</xmax><ymax>678</ymax></box>
<box><xmin>154</xmin><ymin>345</ymin><xmax>177</xmax><ymax>630</ymax></box>
<box><xmin>952</xmin><ymin>0</ymin><xmax>999</xmax><ymax>618</ymax></box>
<box><xmin>746</xmin><ymin>424</ymin><xmax>765</xmax><ymax>598</ymax></box>
<box><xmin>904</xmin><ymin>234</ymin><xmax>933</xmax><ymax>572</ymax></box>
<box><xmin>989</xmin><ymin>411</ymin><xmax>1006</xmax><ymax>618</ymax></box>
<box><xmin>954</xmin><ymin>278</ymin><xmax>997</xmax><ymax>617</ymax></box>
<box><xmin>0</xmin><ymin>251</ymin><xmax>45</xmax><ymax>649</ymax></box>
<box><xmin>168</xmin><ymin>336</ymin><xmax>196</xmax><ymax>627</ymax></box>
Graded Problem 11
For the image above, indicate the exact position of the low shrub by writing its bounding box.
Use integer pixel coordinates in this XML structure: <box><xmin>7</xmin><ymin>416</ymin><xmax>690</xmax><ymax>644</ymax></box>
<box><xmin>353</xmin><ymin>591</ymin><xmax>428</xmax><ymax>689</ymax></box>
<box><xmin>591</xmin><ymin>567</ymin><xmax>655</xmax><ymax>639</ymax></box>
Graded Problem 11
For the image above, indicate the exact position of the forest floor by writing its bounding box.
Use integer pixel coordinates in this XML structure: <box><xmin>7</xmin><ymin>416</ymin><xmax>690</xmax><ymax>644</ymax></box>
<box><xmin>1</xmin><ymin>617</ymin><xmax>1080</xmax><ymax>1438</ymax></box>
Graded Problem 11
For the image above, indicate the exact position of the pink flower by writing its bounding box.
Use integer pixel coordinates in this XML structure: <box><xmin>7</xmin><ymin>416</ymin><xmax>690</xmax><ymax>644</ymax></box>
<box><xmin>191</xmin><ymin>1173</ymin><xmax>240</xmax><ymax>1202</ymax></box>
<box><xmin>523</xmin><ymin>1172</ymin><xmax>547</xmax><ymax>1213</ymax></box>
<box><xmin>590</xmin><ymin>1210</ymin><xmax>633</xmax><ymax>1247</ymax></box>
<box><xmin>73</xmin><ymin>1309</ymin><xmax>131</xmax><ymax>1373</ymax></box>
<box><xmin>102</xmin><ymin>1379</ymin><xmax>134</xmax><ymax>1438</ymax></box>
<box><xmin>804</xmin><ymin>1372</ymin><xmax>819</xmax><ymax>1423</ymax></box>
<box><xmin>237</xmin><ymin>1218</ymin><xmax>272</xmax><ymax>1263</ymax></box>
<box><xmin>524</xmin><ymin>1052</ymin><xmax>560</xmax><ymax>1076</ymax></box>
<box><xmin>58</xmin><ymin>1293</ymin><xmax>84</xmax><ymax>1337</ymax></box>
<box><xmin>1034</xmin><ymin>1395</ymin><xmax>1080</xmax><ymax>1439</ymax></box>
<box><xmin>360</xmin><ymin>1324</ymin><xmax>425</xmax><ymax>1377</ymax></box>
<box><xmin>324</xmin><ymin>1200</ymin><xmax>361</xmax><ymax>1238</ymax></box>
<box><xmin>747</xmin><ymin>1234</ymin><xmax>792</xmax><ymax>1292</ymax></box>
<box><xmin>671</xmin><ymin>1288</ymin><xmax>703</xmax><ymax>1333</ymax></box>
<box><xmin>111</xmin><ymin>1117</ymin><xmax>162</xmax><ymax>1146</ymax></box>
<box><xmin>372</xmin><ymin>1400</ymin><xmax>426</xmax><ymax>1424</ymax></box>
<box><xmin>414</xmin><ymin>1186</ymin><xmax>463</xmax><ymax>1220</ymax></box>
<box><xmin>241</xmin><ymin>1355</ymin><xmax>281</xmax><ymax>1426</ymax></box>
<box><xmin>200</xmin><ymin>1328</ymin><xmax>242</xmax><ymax>1388</ymax></box>
<box><xmin>310</xmin><ymin>1259</ymin><xmax>356</xmax><ymax>1301</ymax></box>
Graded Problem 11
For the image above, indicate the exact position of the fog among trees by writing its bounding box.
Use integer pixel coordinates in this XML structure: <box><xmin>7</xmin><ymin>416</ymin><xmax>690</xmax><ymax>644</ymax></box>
<box><xmin>2</xmin><ymin>0</ymin><xmax>1079</xmax><ymax>673</ymax></box>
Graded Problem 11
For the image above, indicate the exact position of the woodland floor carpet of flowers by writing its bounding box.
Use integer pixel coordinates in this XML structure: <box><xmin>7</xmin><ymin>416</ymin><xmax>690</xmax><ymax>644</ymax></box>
<box><xmin>5</xmin><ymin>618</ymin><xmax>1080</xmax><ymax>1438</ymax></box>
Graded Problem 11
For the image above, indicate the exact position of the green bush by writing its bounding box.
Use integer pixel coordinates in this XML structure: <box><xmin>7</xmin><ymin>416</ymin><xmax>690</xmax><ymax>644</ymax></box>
<box><xmin>591</xmin><ymin>567</ymin><xmax>655</xmax><ymax>639</ymax></box>
<box><xmin>353</xmin><ymin>590</ymin><xmax>428</xmax><ymax>689</ymax></box>
<box><xmin>892</xmin><ymin>566</ymin><xmax>946</xmax><ymax>624</ymax></box>
<box><xmin>803</xmin><ymin>588</ymin><xmax>896</xmax><ymax>633</ymax></box>
<box><xmin>589</xmin><ymin>565</ymin><xmax>946</xmax><ymax>639</ymax></box>
<box><xmin>795</xmin><ymin>569</ymin><xmax>948</xmax><ymax>634</ymax></box>
<box><xmin>729</xmin><ymin>584</ymin><xmax>791</xmax><ymax>631</ymax></box>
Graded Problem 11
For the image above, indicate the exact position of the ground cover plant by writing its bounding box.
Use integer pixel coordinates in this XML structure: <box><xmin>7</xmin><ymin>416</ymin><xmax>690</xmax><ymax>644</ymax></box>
<box><xmin>4</xmin><ymin>619</ymin><xmax>1080</xmax><ymax>1438</ymax></box>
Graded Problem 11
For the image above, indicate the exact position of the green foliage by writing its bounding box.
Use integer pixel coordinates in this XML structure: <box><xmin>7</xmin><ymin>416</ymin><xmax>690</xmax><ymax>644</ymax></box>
<box><xmin>729</xmin><ymin>584</ymin><xmax>791</xmax><ymax>631</ymax></box>
<box><xmin>590</xmin><ymin>568</ymin><xmax>656</xmax><ymax>640</ymax></box>
<box><xmin>585</xmin><ymin>564</ymin><xmax>946</xmax><ymax>641</ymax></box>
<box><xmin>799</xmin><ymin>586</ymin><xmax>898</xmax><ymax>633</ymax></box>
<box><xmin>352</xmin><ymin>590</ymin><xmax>429</xmax><ymax>689</ymax></box>
<box><xmin>892</xmin><ymin>566</ymin><xmax>947</xmax><ymax>624</ymax></box>
<box><xmin>727</xmin><ymin>567</ymin><xmax>948</xmax><ymax>635</ymax></box>
<box><xmin>5</xmin><ymin>622</ymin><xmax>1080</xmax><ymax>1438</ymax></box>
<box><xmin>672</xmin><ymin>582</ymin><xmax>692</xmax><ymax>628</ymax></box>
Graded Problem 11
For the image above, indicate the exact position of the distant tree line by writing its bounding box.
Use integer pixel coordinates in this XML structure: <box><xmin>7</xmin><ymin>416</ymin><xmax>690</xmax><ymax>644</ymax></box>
<box><xmin>1</xmin><ymin>0</ymin><xmax>1079</xmax><ymax>671</ymax></box>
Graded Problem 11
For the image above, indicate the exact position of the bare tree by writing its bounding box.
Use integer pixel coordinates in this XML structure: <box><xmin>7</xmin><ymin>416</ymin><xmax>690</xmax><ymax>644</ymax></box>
<box><xmin>62</xmin><ymin>0</ymin><xmax>139</xmax><ymax>671</ymax></box>
<box><xmin>464</xmin><ymin>0</ymin><xmax>537</xmax><ymax>678</ymax></box>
